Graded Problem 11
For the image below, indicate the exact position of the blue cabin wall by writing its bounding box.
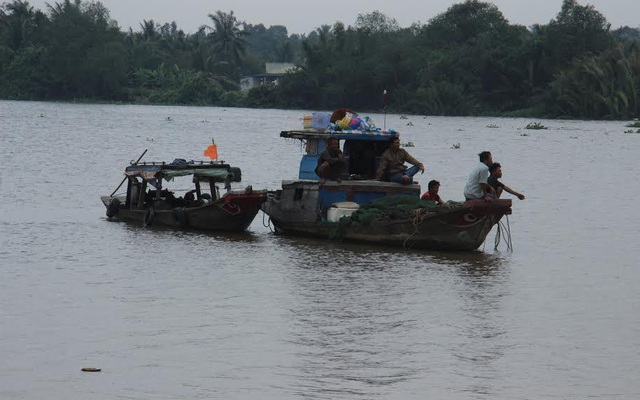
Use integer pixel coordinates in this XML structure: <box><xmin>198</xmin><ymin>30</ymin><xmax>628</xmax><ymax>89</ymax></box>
<box><xmin>316</xmin><ymin>182</ymin><xmax>420</xmax><ymax>210</ymax></box>
<box><xmin>299</xmin><ymin>138</ymin><xmax>323</xmax><ymax>179</ymax></box>
<box><xmin>300</xmin><ymin>155</ymin><xmax>319</xmax><ymax>179</ymax></box>
<box><xmin>318</xmin><ymin>187</ymin><xmax>389</xmax><ymax>208</ymax></box>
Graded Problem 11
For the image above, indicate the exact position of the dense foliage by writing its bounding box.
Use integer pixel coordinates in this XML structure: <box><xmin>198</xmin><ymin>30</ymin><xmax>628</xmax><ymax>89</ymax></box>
<box><xmin>1</xmin><ymin>0</ymin><xmax>639</xmax><ymax>119</ymax></box>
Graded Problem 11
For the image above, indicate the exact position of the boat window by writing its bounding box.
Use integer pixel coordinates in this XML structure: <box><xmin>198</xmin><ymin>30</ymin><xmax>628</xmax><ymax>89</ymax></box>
<box><xmin>344</xmin><ymin>140</ymin><xmax>381</xmax><ymax>179</ymax></box>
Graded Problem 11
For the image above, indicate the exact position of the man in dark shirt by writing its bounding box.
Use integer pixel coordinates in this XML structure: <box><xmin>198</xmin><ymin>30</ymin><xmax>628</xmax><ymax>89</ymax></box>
<box><xmin>315</xmin><ymin>136</ymin><xmax>345</xmax><ymax>183</ymax></box>
<box><xmin>488</xmin><ymin>163</ymin><xmax>525</xmax><ymax>200</ymax></box>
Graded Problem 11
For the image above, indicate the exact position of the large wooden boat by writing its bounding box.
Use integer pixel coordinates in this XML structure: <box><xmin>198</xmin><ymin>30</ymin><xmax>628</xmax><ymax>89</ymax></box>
<box><xmin>101</xmin><ymin>159</ymin><xmax>267</xmax><ymax>232</ymax></box>
<box><xmin>262</xmin><ymin>122</ymin><xmax>512</xmax><ymax>251</ymax></box>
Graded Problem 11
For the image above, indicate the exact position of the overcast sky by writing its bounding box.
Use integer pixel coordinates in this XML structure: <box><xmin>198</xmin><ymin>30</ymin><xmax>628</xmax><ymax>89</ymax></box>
<box><xmin>25</xmin><ymin>0</ymin><xmax>639</xmax><ymax>35</ymax></box>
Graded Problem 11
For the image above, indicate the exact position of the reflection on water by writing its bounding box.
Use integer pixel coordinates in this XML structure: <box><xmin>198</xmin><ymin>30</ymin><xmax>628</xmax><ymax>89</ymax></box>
<box><xmin>1</xmin><ymin>101</ymin><xmax>639</xmax><ymax>400</ymax></box>
<box><xmin>284</xmin><ymin>250</ymin><xmax>424</xmax><ymax>398</ymax></box>
<box><xmin>117</xmin><ymin>220</ymin><xmax>265</xmax><ymax>245</ymax></box>
<box><xmin>450</xmin><ymin>257</ymin><xmax>510</xmax><ymax>398</ymax></box>
<box><xmin>264</xmin><ymin>235</ymin><xmax>513</xmax><ymax>398</ymax></box>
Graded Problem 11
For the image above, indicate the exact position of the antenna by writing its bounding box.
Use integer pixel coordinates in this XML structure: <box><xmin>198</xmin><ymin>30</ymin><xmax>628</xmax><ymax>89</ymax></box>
<box><xmin>383</xmin><ymin>89</ymin><xmax>388</xmax><ymax>131</ymax></box>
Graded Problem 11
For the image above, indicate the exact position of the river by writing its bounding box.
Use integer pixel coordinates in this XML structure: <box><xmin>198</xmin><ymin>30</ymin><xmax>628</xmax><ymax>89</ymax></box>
<box><xmin>1</xmin><ymin>100</ymin><xmax>639</xmax><ymax>399</ymax></box>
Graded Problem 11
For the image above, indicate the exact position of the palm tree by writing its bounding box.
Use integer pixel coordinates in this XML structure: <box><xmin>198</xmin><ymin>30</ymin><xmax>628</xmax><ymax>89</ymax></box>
<box><xmin>202</xmin><ymin>10</ymin><xmax>247</xmax><ymax>65</ymax></box>
<box><xmin>46</xmin><ymin>0</ymin><xmax>82</xmax><ymax>19</ymax></box>
<box><xmin>139</xmin><ymin>19</ymin><xmax>159</xmax><ymax>42</ymax></box>
<box><xmin>0</xmin><ymin>0</ymin><xmax>41</xmax><ymax>50</ymax></box>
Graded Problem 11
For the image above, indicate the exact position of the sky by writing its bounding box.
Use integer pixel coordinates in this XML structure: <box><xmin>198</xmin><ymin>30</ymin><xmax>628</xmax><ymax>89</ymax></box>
<box><xmin>24</xmin><ymin>0</ymin><xmax>639</xmax><ymax>35</ymax></box>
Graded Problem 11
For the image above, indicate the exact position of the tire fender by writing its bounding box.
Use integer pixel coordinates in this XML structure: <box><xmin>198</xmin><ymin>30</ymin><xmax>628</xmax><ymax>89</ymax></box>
<box><xmin>106</xmin><ymin>198</ymin><xmax>121</xmax><ymax>218</ymax></box>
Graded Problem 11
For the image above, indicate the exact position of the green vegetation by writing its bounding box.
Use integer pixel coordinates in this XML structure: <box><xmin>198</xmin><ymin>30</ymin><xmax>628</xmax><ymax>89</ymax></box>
<box><xmin>525</xmin><ymin>122</ymin><xmax>548</xmax><ymax>130</ymax></box>
<box><xmin>1</xmin><ymin>0</ymin><xmax>640</xmax><ymax>120</ymax></box>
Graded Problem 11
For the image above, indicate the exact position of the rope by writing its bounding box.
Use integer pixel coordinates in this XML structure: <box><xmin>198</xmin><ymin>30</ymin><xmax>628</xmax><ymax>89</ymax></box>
<box><xmin>493</xmin><ymin>214</ymin><xmax>514</xmax><ymax>252</ymax></box>
<box><xmin>261</xmin><ymin>193</ymin><xmax>277</xmax><ymax>233</ymax></box>
<box><xmin>494</xmin><ymin>222</ymin><xmax>502</xmax><ymax>250</ymax></box>
<box><xmin>402</xmin><ymin>208</ymin><xmax>428</xmax><ymax>249</ymax></box>
<box><xmin>505</xmin><ymin>214</ymin><xmax>514</xmax><ymax>250</ymax></box>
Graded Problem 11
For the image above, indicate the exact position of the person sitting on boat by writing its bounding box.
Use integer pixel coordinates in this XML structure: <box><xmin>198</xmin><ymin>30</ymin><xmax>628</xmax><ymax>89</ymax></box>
<box><xmin>145</xmin><ymin>188</ymin><xmax>170</xmax><ymax>205</ymax></box>
<box><xmin>184</xmin><ymin>189</ymin><xmax>204</xmax><ymax>207</ymax></box>
<box><xmin>463</xmin><ymin>151</ymin><xmax>495</xmax><ymax>201</ymax></box>
<box><xmin>488</xmin><ymin>162</ymin><xmax>525</xmax><ymax>200</ymax></box>
<box><xmin>375</xmin><ymin>137</ymin><xmax>424</xmax><ymax>184</ymax></box>
<box><xmin>421</xmin><ymin>180</ymin><xmax>445</xmax><ymax>205</ymax></box>
<box><xmin>315</xmin><ymin>136</ymin><xmax>345</xmax><ymax>183</ymax></box>
<box><xmin>163</xmin><ymin>190</ymin><xmax>188</xmax><ymax>208</ymax></box>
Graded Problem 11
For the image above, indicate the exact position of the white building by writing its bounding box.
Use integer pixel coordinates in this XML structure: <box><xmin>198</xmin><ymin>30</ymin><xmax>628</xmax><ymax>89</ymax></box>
<box><xmin>240</xmin><ymin>63</ymin><xmax>298</xmax><ymax>92</ymax></box>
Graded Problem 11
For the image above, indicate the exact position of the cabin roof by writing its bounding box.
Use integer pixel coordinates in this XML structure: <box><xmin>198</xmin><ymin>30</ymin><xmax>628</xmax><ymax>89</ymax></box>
<box><xmin>280</xmin><ymin>130</ymin><xmax>398</xmax><ymax>142</ymax></box>
<box><xmin>124</xmin><ymin>160</ymin><xmax>233</xmax><ymax>181</ymax></box>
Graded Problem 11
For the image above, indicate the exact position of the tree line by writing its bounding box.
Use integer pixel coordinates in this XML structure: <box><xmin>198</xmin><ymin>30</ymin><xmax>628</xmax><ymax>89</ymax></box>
<box><xmin>1</xmin><ymin>0</ymin><xmax>639</xmax><ymax>119</ymax></box>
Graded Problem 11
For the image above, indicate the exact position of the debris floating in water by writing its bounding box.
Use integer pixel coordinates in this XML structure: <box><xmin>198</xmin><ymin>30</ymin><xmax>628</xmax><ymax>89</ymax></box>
<box><xmin>81</xmin><ymin>367</ymin><xmax>101</xmax><ymax>372</ymax></box>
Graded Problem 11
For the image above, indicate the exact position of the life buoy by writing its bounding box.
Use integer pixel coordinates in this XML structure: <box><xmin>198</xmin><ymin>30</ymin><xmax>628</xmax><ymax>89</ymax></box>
<box><xmin>143</xmin><ymin>207</ymin><xmax>155</xmax><ymax>227</ymax></box>
<box><xmin>106</xmin><ymin>198</ymin><xmax>121</xmax><ymax>218</ymax></box>
<box><xmin>463</xmin><ymin>213</ymin><xmax>478</xmax><ymax>223</ymax></box>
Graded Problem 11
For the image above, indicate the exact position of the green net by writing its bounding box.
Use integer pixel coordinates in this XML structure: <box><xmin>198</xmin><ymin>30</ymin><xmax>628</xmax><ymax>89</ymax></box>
<box><xmin>329</xmin><ymin>196</ymin><xmax>467</xmax><ymax>240</ymax></box>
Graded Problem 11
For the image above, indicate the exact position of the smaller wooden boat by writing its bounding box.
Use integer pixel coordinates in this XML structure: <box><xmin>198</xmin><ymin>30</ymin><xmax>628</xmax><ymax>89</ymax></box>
<box><xmin>101</xmin><ymin>159</ymin><xmax>267</xmax><ymax>232</ymax></box>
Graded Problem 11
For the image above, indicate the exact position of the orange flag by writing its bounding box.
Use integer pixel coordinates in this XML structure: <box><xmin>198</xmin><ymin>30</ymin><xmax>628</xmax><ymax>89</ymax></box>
<box><xmin>204</xmin><ymin>144</ymin><xmax>218</xmax><ymax>160</ymax></box>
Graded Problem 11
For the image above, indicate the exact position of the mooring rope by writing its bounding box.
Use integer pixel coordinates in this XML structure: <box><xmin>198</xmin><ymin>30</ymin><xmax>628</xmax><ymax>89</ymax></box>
<box><xmin>261</xmin><ymin>194</ymin><xmax>276</xmax><ymax>232</ymax></box>
<box><xmin>402</xmin><ymin>208</ymin><xmax>429</xmax><ymax>249</ymax></box>
<box><xmin>493</xmin><ymin>214</ymin><xmax>513</xmax><ymax>251</ymax></box>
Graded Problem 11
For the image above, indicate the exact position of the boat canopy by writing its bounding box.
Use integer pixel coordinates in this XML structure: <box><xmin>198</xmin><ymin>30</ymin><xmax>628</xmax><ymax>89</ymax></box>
<box><xmin>124</xmin><ymin>162</ymin><xmax>239</xmax><ymax>183</ymax></box>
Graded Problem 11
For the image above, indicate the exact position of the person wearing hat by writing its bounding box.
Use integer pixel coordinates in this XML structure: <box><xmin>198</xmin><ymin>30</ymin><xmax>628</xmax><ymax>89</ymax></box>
<box><xmin>421</xmin><ymin>180</ymin><xmax>445</xmax><ymax>205</ymax></box>
<box><xmin>488</xmin><ymin>162</ymin><xmax>525</xmax><ymax>200</ymax></box>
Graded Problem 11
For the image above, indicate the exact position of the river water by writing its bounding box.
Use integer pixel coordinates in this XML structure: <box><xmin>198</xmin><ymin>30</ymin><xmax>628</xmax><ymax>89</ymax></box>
<box><xmin>1</xmin><ymin>100</ymin><xmax>639</xmax><ymax>400</ymax></box>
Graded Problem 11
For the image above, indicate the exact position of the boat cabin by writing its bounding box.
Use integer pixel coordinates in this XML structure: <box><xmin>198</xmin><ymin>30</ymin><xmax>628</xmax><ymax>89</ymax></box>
<box><xmin>122</xmin><ymin>159</ymin><xmax>241</xmax><ymax>210</ymax></box>
<box><xmin>278</xmin><ymin>130</ymin><xmax>419</xmax><ymax>211</ymax></box>
<box><xmin>280</xmin><ymin>130</ymin><xmax>397</xmax><ymax>180</ymax></box>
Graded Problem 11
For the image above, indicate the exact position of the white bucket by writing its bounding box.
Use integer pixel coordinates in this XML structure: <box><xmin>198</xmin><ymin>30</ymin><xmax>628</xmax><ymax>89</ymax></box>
<box><xmin>331</xmin><ymin>201</ymin><xmax>360</xmax><ymax>209</ymax></box>
<box><xmin>327</xmin><ymin>203</ymin><xmax>359</xmax><ymax>222</ymax></box>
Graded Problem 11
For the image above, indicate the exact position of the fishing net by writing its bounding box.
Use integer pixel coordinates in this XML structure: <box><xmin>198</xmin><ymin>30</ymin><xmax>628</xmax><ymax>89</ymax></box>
<box><xmin>329</xmin><ymin>196</ymin><xmax>467</xmax><ymax>238</ymax></box>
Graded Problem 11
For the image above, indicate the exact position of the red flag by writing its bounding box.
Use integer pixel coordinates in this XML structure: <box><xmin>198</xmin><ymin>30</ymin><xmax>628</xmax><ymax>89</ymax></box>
<box><xmin>204</xmin><ymin>144</ymin><xmax>218</xmax><ymax>160</ymax></box>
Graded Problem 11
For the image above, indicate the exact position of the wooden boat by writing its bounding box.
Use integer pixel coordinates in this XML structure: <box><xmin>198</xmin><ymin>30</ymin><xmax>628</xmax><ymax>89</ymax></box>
<box><xmin>262</xmin><ymin>124</ymin><xmax>512</xmax><ymax>251</ymax></box>
<box><xmin>101</xmin><ymin>159</ymin><xmax>267</xmax><ymax>232</ymax></box>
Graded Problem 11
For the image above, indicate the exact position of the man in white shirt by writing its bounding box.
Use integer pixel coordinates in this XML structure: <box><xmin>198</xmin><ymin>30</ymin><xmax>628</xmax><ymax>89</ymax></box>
<box><xmin>463</xmin><ymin>151</ymin><xmax>495</xmax><ymax>200</ymax></box>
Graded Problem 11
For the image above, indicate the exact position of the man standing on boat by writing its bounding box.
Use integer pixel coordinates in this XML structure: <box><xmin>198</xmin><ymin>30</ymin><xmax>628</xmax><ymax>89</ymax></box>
<box><xmin>376</xmin><ymin>137</ymin><xmax>424</xmax><ymax>184</ymax></box>
<box><xmin>463</xmin><ymin>151</ymin><xmax>495</xmax><ymax>200</ymax></box>
<box><xmin>315</xmin><ymin>136</ymin><xmax>345</xmax><ymax>183</ymax></box>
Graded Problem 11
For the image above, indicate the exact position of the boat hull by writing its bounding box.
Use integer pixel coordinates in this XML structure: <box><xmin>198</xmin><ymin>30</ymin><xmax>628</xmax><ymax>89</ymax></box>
<box><xmin>262</xmin><ymin>181</ymin><xmax>511</xmax><ymax>251</ymax></box>
<box><xmin>267</xmin><ymin>205</ymin><xmax>507</xmax><ymax>251</ymax></box>
<box><xmin>102</xmin><ymin>191</ymin><xmax>267</xmax><ymax>232</ymax></box>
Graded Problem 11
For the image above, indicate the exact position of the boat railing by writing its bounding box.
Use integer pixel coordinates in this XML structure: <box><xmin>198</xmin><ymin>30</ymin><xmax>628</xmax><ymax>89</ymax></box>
<box><xmin>132</xmin><ymin>160</ymin><xmax>228</xmax><ymax>167</ymax></box>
